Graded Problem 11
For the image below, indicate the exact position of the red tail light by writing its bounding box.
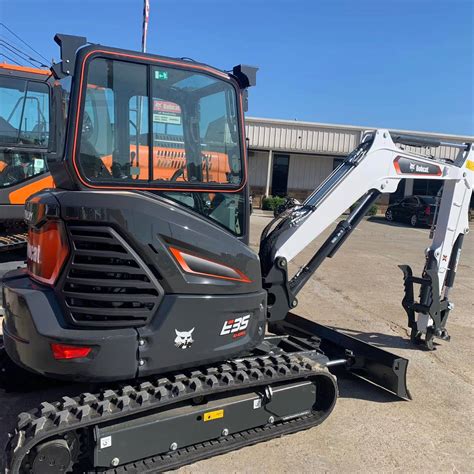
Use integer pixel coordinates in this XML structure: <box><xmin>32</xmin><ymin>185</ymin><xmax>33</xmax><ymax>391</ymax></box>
<box><xmin>51</xmin><ymin>343</ymin><xmax>92</xmax><ymax>360</ymax></box>
<box><xmin>27</xmin><ymin>220</ymin><xmax>69</xmax><ymax>285</ymax></box>
<box><xmin>424</xmin><ymin>205</ymin><xmax>431</xmax><ymax>216</ymax></box>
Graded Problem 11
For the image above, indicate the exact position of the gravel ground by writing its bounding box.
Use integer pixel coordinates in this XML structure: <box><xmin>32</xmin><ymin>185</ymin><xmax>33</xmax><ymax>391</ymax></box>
<box><xmin>0</xmin><ymin>215</ymin><xmax>472</xmax><ymax>473</ymax></box>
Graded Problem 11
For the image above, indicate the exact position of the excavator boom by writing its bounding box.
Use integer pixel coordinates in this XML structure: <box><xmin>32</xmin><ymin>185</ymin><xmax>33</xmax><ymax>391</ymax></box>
<box><xmin>260</xmin><ymin>130</ymin><xmax>473</xmax><ymax>348</ymax></box>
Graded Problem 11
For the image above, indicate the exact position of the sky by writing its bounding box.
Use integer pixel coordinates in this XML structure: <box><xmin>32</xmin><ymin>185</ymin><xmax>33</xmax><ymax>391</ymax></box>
<box><xmin>1</xmin><ymin>0</ymin><xmax>473</xmax><ymax>135</ymax></box>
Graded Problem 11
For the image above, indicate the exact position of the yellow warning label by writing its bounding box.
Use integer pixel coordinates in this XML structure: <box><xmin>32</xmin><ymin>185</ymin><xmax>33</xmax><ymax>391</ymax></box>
<box><xmin>466</xmin><ymin>160</ymin><xmax>474</xmax><ymax>172</ymax></box>
<box><xmin>203</xmin><ymin>409</ymin><xmax>224</xmax><ymax>422</ymax></box>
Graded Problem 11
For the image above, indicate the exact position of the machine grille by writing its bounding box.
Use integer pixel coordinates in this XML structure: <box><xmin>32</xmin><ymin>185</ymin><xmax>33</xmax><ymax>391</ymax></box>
<box><xmin>61</xmin><ymin>225</ymin><xmax>162</xmax><ymax>327</ymax></box>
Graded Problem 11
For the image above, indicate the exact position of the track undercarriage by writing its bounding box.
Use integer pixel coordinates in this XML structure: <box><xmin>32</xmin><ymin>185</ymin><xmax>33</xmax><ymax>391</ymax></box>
<box><xmin>2</xmin><ymin>314</ymin><xmax>409</xmax><ymax>473</ymax></box>
<box><xmin>0</xmin><ymin>227</ymin><xmax>27</xmax><ymax>254</ymax></box>
<box><xmin>3</xmin><ymin>335</ymin><xmax>335</xmax><ymax>473</ymax></box>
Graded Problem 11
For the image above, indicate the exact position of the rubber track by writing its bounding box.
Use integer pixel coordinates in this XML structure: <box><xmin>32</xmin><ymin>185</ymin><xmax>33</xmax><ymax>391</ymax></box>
<box><xmin>6</xmin><ymin>352</ymin><xmax>337</xmax><ymax>473</ymax></box>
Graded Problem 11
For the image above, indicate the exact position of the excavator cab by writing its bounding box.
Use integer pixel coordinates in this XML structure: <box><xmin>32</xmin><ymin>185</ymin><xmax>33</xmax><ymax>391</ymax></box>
<box><xmin>0</xmin><ymin>64</ymin><xmax>55</xmax><ymax>249</ymax></box>
<box><xmin>48</xmin><ymin>39</ymin><xmax>253</xmax><ymax>242</ymax></box>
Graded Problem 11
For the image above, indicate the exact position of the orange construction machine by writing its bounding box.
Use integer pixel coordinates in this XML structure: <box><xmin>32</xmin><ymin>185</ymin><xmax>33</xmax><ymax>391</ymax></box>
<box><xmin>0</xmin><ymin>63</ymin><xmax>54</xmax><ymax>251</ymax></box>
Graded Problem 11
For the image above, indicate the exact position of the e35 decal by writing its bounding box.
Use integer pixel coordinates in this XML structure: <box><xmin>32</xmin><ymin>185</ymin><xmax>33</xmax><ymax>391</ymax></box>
<box><xmin>220</xmin><ymin>314</ymin><xmax>250</xmax><ymax>339</ymax></box>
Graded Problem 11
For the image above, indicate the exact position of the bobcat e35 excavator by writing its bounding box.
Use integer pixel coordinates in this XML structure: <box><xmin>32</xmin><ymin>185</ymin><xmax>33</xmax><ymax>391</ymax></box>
<box><xmin>1</xmin><ymin>34</ymin><xmax>473</xmax><ymax>473</ymax></box>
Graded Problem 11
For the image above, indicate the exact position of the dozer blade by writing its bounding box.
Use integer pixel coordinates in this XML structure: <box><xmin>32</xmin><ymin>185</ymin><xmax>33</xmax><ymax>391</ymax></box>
<box><xmin>270</xmin><ymin>312</ymin><xmax>411</xmax><ymax>400</ymax></box>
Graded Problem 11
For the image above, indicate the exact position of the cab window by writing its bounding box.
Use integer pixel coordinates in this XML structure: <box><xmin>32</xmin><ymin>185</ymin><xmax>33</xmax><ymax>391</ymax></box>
<box><xmin>77</xmin><ymin>57</ymin><xmax>246</xmax><ymax>235</ymax></box>
<box><xmin>160</xmin><ymin>191</ymin><xmax>245</xmax><ymax>236</ymax></box>
<box><xmin>151</xmin><ymin>67</ymin><xmax>241</xmax><ymax>186</ymax></box>
<box><xmin>0</xmin><ymin>76</ymin><xmax>50</xmax><ymax>147</ymax></box>
<box><xmin>78</xmin><ymin>58</ymin><xmax>243</xmax><ymax>188</ymax></box>
<box><xmin>79</xmin><ymin>60</ymin><xmax>148</xmax><ymax>181</ymax></box>
<box><xmin>0</xmin><ymin>75</ymin><xmax>50</xmax><ymax>187</ymax></box>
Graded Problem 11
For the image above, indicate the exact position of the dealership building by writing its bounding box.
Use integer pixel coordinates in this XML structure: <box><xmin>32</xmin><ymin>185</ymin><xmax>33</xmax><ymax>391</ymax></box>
<box><xmin>245</xmin><ymin>117</ymin><xmax>473</xmax><ymax>209</ymax></box>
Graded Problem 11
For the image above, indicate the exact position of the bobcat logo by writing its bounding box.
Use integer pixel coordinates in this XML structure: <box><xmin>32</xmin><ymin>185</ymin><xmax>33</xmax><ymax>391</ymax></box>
<box><xmin>174</xmin><ymin>328</ymin><xmax>195</xmax><ymax>349</ymax></box>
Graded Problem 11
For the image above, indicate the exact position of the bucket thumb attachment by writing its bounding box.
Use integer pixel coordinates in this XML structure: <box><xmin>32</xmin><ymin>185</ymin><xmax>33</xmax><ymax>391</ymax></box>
<box><xmin>270</xmin><ymin>313</ymin><xmax>411</xmax><ymax>400</ymax></box>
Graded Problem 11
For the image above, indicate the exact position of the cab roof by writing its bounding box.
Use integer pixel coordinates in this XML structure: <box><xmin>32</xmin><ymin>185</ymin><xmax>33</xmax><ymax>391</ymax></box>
<box><xmin>0</xmin><ymin>62</ymin><xmax>50</xmax><ymax>77</ymax></box>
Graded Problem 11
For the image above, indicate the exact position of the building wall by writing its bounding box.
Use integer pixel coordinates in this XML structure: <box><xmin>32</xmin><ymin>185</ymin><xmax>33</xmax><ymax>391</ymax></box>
<box><xmin>248</xmin><ymin>150</ymin><xmax>269</xmax><ymax>205</ymax></box>
<box><xmin>246</xmin><ymin>120</ymin><xmax>360</xmax><ymax>156</ymax></box>
<box><xmin>248</xmin><ymin>150</ymin><xmax>268</xmax><ymax>188</ymax></box>
<box><xmin>248</xmin><ymin>150</ymin><xmax>336</xmax><ymax>202</ymax></box>
<box><xmin>245</xmin><ymin>117</ymin><xmax>472</xmax><ymax>160</ymax></box>
<box><xmin>245</xmin><ymin>117</ymin><xmax>473</xmax><ymax>209</ymax></box>
<box><xmin>286</xmin><ymin>153</ymin><xmax>334</xmax><ymax>200</ymax></box>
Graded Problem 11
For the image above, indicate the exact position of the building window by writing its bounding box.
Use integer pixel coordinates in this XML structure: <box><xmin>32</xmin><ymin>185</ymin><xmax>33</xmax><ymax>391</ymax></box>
<box><xmin>413</xmin><ymin>179</ymin><xmax>443</xmax><ymax>196</ymax></box>
<box><xmin>271</xmin><ymin>154</ymin><xmax>290</xmax><ymax>196</ymax></box>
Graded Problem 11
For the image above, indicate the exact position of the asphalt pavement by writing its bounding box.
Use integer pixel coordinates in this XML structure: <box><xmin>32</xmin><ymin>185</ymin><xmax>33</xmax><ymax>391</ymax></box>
<box><xmin>181</xmin><ymin>214</ymin><xmax>473</xmax><ymax>473</ymax></box>
<box><xmin>0</xmin><ymin>215</ymin><xmax>472</xmax><ymax>472</ymax></box>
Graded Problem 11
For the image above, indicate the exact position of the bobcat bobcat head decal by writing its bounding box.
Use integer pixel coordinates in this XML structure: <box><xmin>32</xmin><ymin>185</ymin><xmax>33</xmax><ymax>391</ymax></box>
<box><xmin>174</xmin><ymin>328</ymin><xmax>195</xmax><ymax>349</ymax></box>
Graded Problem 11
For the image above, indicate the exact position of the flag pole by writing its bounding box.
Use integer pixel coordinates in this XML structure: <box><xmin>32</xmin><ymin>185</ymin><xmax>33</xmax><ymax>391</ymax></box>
<box><xmin>142</xmin><ymin>0</ymin><xmax>150</xmax><ymax>53</ymax></box>
<box><xmin>136</xmin><ymin>0</ymin><xmax>150</xmax><ymax>178</ymax></box>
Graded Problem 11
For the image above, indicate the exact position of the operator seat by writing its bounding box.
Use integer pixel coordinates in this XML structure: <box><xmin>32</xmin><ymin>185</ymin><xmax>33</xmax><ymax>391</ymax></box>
<box><xmin>79</xmin><ymin>111</ymin><xmax>110</xmax><ymax>180</ymax></box>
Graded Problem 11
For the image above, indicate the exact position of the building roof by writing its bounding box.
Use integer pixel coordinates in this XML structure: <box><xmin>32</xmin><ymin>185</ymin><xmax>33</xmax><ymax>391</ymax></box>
<box><xmin>245</xmin><ymin>116</ymin><xmax>473</xmax><ymax>160</ymax></box>
<box><xmin>247</xmin><ymin>116</ymin><xmax>473</xmax><ymax>142</ymax></box>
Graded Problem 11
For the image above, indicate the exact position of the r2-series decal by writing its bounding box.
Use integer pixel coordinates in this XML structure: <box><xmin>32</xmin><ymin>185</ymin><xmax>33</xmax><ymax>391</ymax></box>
<box><xmin>393</xmin><ymin>156</ymin><xmax>442</xmax><ymax>176</ymax></box>
<box><xmin>220</xmin><ymin>315</ymin><xmax>250</xmax><ymax>339</ymax></box>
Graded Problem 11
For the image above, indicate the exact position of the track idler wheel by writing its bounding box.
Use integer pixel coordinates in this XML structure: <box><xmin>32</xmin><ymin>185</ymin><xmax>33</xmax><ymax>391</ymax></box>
<box><xmin>23</xmin><ymin>431</ymin><xmax>82</xmax><ymax>474</ymax></box>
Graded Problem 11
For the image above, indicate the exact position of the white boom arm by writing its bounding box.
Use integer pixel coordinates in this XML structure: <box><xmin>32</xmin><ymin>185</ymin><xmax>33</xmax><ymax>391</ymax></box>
<box><xmin>260</xmin><ymin>129</ymin><xmax>473</xmax><ymax>348</ymax></box>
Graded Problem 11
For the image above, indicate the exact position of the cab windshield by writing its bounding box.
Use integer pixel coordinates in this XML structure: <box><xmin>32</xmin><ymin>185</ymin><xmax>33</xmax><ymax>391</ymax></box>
<box><xmin>0</xmin><ymin>75</ymin><xmax>50</xmax><ymax>187</ymax></box>
<box><xmin>0</xmin><ymin>76</ymin><xmax>50</xmax><ymax>146</ymax></box>
<box><xmin>77</xmin><ymin>57</ymin><xmax>246</xmax><ymax>235</ymax></box>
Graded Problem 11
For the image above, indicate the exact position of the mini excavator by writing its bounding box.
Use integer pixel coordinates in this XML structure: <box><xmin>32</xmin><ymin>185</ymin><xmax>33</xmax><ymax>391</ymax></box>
<box><xmin>1</xmin><ymin>35</ymin><xmax>473</xmax><ymax>473</ymax></box>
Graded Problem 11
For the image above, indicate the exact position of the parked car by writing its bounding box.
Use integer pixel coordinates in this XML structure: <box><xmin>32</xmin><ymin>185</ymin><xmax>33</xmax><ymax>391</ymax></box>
<box><xmin>385</xmin><ymin>195</ymin><xmax>438</xmax><ymax>227</ymax></box>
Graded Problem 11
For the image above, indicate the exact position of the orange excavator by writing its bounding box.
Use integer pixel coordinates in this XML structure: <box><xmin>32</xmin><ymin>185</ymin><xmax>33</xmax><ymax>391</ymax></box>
<box><xmin>0</xmin><ymin>63</ymin><xmax>54</xmax><ymax>252</ymax></box>
<box><xmin>0</xmin><ymin>63</ymin><xmax>230</xmax><ymax>253</ymax></box>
